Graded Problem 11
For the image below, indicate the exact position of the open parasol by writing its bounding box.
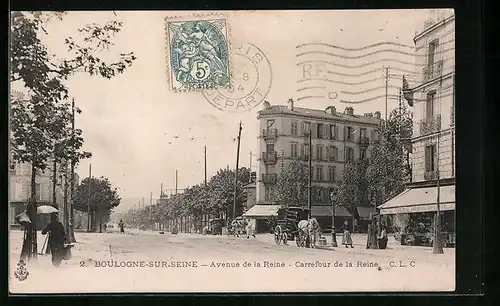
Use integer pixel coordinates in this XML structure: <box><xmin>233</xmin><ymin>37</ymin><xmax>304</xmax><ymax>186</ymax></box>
<box><xmin>37</xmin><ymin>205</ymin><xmax>59</xmax><ymax>215</ymax></box>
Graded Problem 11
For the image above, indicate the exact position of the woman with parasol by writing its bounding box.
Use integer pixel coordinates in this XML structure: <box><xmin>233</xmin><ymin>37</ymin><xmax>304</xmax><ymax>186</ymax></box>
<box><xmin>42</xmin><ymin>212</ymin><xmax>68</xmax><ymax>267</ymax></box>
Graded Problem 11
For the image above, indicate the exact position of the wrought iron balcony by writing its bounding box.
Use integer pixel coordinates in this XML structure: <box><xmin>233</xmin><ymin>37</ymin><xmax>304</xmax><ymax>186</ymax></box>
<box><xmin>419</xmin><ymin>114</ymin><xmax>442</xmax><ymax>136</ymax></box>
<box><xmin>359</xmin><ymin>136</ymin><xmax>370</xmax><ymax>147</ymax></box>
<box><xmin>262</xmin><ymin>151</ymin><xmax>277</xmax><ymax>165</ymax></box>
<box><xmin>262</xmin><ymin>128</ymin><xmax>278</xmax><ymax>140</ymax></box>
<box><xmin>424</xmin><ymin>170</ymin><xmax>439</xmax><ymax>180</ymax></box>
<box><xmin>422</xmin><ymin>60</ymin><xmax>444</xmax><ymax>82</ymax></box>
<box><xmin>261</xmin><ymin>173</ymin><xmax>277</xmax><ymax>184</ymax></box>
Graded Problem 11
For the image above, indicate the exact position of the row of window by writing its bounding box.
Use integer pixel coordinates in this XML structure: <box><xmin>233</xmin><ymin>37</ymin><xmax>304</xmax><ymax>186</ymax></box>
<box><xmin>268</xmin><ymin>143</ymin><xmax>365</xmax><ymax>162</ymax></box>
<box><xmin>264</xmin><ymin>185</ymin><xmax>337</xmax><ymax>203</ymax></box>
<box><xmin>285</xmin><ymin>120</ymin><xmax>375</xmax><ymax>141</ymax></box>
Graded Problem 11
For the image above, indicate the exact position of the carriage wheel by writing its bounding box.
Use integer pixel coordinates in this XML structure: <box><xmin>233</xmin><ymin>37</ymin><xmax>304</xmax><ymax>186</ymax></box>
<box><xmin>282</xmin><ymin>232</ymin><xmax>288</xmax><ymax>245</ymax></box>
<box><xmin>305</xmin><ymin>234</ymin><xmax>311</xmax><ymax>248</ymax></box>
<box><xmin>274</xmin><ymin>226</ymin><xmax>282</xmax><ymax>245</ymax></box>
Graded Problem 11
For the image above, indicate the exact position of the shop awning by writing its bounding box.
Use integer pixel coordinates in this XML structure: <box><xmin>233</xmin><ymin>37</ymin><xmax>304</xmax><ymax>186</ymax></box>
<box><xmin>378</xmin><ymin>185</ymin><xmax>455</xmax><ymax>215</ymax></box>
<box><xmin>243</xmin><ymin>204</ymin><xmax>280</xmax><ymax>218</ymax></box>
<box><xmin>311</xmin><ymin>206</ymin><xmax>352</xmax><ymax>217</ymax></box>
<box><xmin>357</xmin><ymin>207</ymin><xmax>377</xmax><ymax>220</ymax></box>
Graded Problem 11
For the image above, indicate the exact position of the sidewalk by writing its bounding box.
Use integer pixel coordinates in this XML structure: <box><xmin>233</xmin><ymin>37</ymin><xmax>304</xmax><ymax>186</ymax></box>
<box><xmin>252</xmin><ymin>232</ymin><xmax>455</xmax><ymax>265</ymax></box>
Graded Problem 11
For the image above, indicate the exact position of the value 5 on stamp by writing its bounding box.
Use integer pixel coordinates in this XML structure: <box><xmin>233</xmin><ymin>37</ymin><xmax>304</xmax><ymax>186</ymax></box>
<box><xmin>166</xmin><ymin>18</ymin><xmax>230</xmax><ymax>91</ymax></box>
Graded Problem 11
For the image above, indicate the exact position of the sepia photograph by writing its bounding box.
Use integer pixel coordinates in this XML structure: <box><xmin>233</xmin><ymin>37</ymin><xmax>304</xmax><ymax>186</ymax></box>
<box><xmin>9</xmin><ymin>9</ymin><xmax>456</xmax><ymax>293</ymax></box>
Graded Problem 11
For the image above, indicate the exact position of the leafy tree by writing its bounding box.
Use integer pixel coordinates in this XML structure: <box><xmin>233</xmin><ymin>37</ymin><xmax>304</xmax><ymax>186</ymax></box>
<box><xmin>10</xmin><ymin>11</ymin><xmax>137</xmax><ymax>259</ymax></box>
<box><xmin>366</xmin><ymin>105</ymin><xmax>413</xmax><ymax>205</ymax></box>
<box><xmin>73</xmin><ymin>176</ymin><xmax>121</xmax><ymax>231</ymax></box>
<box><xmin>272</xmin><ymin>159</ymin><xmax>309</xmax><ymax>207</ymax></box>
<box><xmin>206</xmin><ymin>167</ymin><xmax>250</xmax><ymax>219</ymax></box>
<box><xmin>337</xmin><ymin>159</ymin><xmax>370</xmax><ymax>214</ymax></box>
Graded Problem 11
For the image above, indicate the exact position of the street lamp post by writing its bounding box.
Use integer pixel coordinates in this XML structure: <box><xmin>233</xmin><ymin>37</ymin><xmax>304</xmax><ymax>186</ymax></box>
<box><xmin>330</xmin><ymin>189</ymin><xmax>338</xmax><ymax>247</ymax></box>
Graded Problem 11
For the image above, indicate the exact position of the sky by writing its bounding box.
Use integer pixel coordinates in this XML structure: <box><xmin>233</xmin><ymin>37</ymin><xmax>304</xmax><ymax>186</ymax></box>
<box><xmin>12</xmin><ymin>9</ymin><xmax>454</xmax><ymax>213</ymax></box>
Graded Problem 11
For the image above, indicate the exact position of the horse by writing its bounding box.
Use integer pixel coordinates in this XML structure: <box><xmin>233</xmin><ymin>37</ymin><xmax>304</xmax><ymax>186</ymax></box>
<box><xmin>297</xmin><ymin>218</ymin><xmax>321</xmax><ymax>248</ymax></box>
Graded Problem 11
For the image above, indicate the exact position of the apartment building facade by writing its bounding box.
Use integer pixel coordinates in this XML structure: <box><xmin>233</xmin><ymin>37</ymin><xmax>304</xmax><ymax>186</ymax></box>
<box><xmin>244</xmin><ymin>100</ymin><xmax>382</xmax><ymax>232</ymax></box>
<box><xmin>379</xmin><ymin>13</ymin><xmax>455</xmax><ymax>246</ymax></box>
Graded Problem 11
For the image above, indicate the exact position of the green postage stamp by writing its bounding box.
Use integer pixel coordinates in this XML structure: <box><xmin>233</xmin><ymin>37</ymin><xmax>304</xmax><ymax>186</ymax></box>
<box><xmin>166</xmin><ymin>18</ymin><xmax>231</xmax><ymax>91</ymax></box>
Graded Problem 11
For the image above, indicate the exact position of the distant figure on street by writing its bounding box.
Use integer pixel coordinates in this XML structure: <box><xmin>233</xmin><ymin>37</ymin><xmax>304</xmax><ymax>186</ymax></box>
<box><xmin>118</xmin><ymin>220</ymin><xmax>125</xmax><ymax>234</ymax></box>
<box><xmin>202</xmin><ymin>225</ymin><xmax>209</xmax><ymax>235</ymax></box>
<box><xmin>378</xmin><ymin>224</ymin><xmax>388</xmax><ymax>249</ymax></box>
<box><xmin>42</xmin><ymin>213</ymin><xmax>68</xmax><ymax>267</ymax></box>
<box><xmin>245</xmin><ymin>219</ymin><xmax>256</xmax><ymax>239</ymax></box>
<box><xmin>341</xmin><ymin>220</ymin><xmax>354</xmax><ymax>248</ymax></box>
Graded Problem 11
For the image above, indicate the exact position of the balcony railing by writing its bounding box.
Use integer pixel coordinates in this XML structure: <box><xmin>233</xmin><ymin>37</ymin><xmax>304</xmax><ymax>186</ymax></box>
<box><xmin>359</xmin><ymin>136</ymin><xmax>370</xmax><ymax>147</ymax></box>
<box><xmin>262</xmin><ymin>128</ymin><xmax>278</xmax><ymax>140</ymax></box>
<box><xmin>261</xmin><ymin>173</ymin><xmax>277</xmax><ymax>184</ymax></box>
<box><xmin>422</xmin><ymin>60</ymin><xmax>444</xmax><ymax>82</ymax></box>
<box><xmin>424</xmin><ymin>170</ymin><xmax>439</xmax><ymax>181</ymax></box>
<box><xmin>262</xmin><ymin>151</ymin><xmax>277</xmax><ymax>165</ymax></box>
<box><xmin>419</xmin><ymin>114</ymin><xmax>442</xmax><ymax>136</ymax></box>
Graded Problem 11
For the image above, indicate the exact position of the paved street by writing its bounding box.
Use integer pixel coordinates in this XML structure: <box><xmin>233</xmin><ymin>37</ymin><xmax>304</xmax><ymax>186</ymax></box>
<box><xmin>9</xmin><ymin>230</ymin><xmax>455</xmax><ymax>293</ymax></box>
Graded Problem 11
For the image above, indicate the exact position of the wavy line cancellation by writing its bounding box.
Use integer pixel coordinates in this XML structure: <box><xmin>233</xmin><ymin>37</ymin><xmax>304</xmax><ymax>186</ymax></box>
<box><xmin>340</xmin><ymin>92</ymin><xmax>454</xmax><ymax>104</ymax></box>
<box><xmin>296</xmin><ymin>36</ymin><xmax>455</xmax><ymax>52</ymax></box>
<box><xmin>296</xmin><ymin>47</ymin><xmax>455</xmax><ymax>60</ymax></box>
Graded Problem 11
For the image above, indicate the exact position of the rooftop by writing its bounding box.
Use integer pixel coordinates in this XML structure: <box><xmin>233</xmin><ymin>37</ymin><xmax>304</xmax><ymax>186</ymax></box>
<box><xmin>258</xmin><ymin>102</ymin><xmax>382</xmax><ymax>125</ymax></box>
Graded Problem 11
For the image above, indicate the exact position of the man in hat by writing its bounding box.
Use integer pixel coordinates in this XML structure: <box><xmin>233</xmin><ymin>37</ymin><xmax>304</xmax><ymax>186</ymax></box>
<box><xmin>42</xmin><ymin>213</ymin><xmax>67</xmax><ymax>267</ymax></box>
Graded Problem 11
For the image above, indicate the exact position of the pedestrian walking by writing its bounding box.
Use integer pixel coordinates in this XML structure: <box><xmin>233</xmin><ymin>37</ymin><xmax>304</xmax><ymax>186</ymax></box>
<box><xmin>118</xmin><ymin>220</ymin><xmax>125</xmax><ymax>234</ymax></box>
<box><xmin>341</xmin><ymin>220</ymin><xmax>354</xmax><ymax>248</ymax></box>
<box><xmin>41</xmin><ymin>213</ymin><xmax>68</xmax><ymax>267</ymax></box>
<box><xmin>245</xmin><ymin>219</ymin><xmax>256</xmax><ymax>239</ymax></box>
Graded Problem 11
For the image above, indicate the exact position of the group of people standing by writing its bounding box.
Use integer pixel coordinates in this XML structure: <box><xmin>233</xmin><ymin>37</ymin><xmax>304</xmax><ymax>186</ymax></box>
<box><xmin>337</xmin><ymin>219</ymin><xmax>389</xmax><ymax>249</ymax></box>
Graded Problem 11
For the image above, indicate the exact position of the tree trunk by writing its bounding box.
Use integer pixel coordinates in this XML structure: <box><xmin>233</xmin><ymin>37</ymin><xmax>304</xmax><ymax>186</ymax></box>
<box><xmin>63</xmin><ymin>164</ymin><xmax>70</xmax><ymax>238</ymax></box>
<box><xmin>52</xmin><ymin>157</ymin><xmax>57</xmax><ymax>207</ymax></box>
<box><xmin>69</xmin><ymin>160</ymin><xmax>76</xmax><ymax>242</ymax></box>
<box><xmin>28</xmin><ymin>157</ymin><xmax>38</xmax><ymax>260</ymax></box>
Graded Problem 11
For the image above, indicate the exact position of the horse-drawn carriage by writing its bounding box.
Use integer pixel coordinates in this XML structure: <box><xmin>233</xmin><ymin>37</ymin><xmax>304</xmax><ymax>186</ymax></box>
<box><xmin>274</xmin><ymin>206</ymin><xmax>320</xmax><ymax>248</ymax></box>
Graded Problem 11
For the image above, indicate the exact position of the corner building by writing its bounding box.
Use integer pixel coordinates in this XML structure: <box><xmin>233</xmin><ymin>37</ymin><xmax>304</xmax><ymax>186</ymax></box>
<box><xmin>244</xmin><ymin>100</ymin><xmax>382</xmax><ymax>233</ymax></box>
<box><xmin>379</xmin><ymin>13</ymin><xmax>455</xmax><ymax>247</ymax></box>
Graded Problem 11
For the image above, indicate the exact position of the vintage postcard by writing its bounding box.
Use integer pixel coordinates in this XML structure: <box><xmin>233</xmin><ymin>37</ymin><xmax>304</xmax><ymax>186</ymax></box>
<box><xmin>9</xmin><ymin>9</ymin><xmax>456</xmax><ymax>293</ymax></box>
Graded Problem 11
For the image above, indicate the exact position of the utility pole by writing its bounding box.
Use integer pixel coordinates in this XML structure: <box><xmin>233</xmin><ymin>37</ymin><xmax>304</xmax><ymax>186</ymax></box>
<box><xmin>160</xmin><ymin>183</ymin><xmax>163</xmax><ymax>197</ymax></box>
<box><xmin>175</xmin><ymin>170</ymin><xmax>178</xmax><ymax>195</ymax></box>
<box><xmin>308</xmin><ymin>128</ymin><xmax>312</xmax><ymax>219</ymax></box>
<box><xmin>384</xmin><ymin>67</ymin><xmax>390</xmax><ymax>127</ymax></box>
<box><xmin>69</xmin><ymin>98</ymin><xmax>76</xmax><ymax>242</ymax></box>
<box><xmin>150</xmin><ymin>192</ymin><xmax>152</xmax><ymax>206</ymax></box>
<box><xmin>433</xmin><ymin>75</ymin><xmax>444</xmax><ymax>255</ymax></box>
<box><xmin>203</xmin><ymin>146</ymin><xmax>207</xmax><ymax>230</ymax></box>
<box><xmin>87</xmin><ymin>163</ymin><xmax>92</xmax><ymax>232</ymax></box>
<box><xmin>233</xmin><ymin>121</ymin><xmax>242</xmax><ymax>220</ymax></box>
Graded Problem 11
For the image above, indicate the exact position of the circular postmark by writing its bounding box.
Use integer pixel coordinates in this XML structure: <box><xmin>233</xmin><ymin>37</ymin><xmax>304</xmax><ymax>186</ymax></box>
<box><xmin>202</xmin><ymin>42</ymin><xmax>272</xmax><ymax>113</ymax></box>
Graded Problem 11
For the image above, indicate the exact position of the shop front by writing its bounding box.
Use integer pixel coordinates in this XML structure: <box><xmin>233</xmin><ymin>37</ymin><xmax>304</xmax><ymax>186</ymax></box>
<box><xmin>378</xmin><ymin>184</ymin><xmax>455</xmax><ymax>247</ymax></box>
<box><xmin>242</xmin><ymin>204</ymin><xmax>280</xmax><ymax>234</ymax></box>
<box><xmin>311</xmin><ymin>205</ymin><xmax>352</xmax><ymax>233</ymax></box>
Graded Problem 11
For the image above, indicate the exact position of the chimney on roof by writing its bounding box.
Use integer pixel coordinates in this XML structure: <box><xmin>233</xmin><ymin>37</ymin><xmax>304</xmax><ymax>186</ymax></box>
<box><xmin>288</xmin><ymin>98</ymin><xmax>294</xmax><ymax>111</ymax></box>
<box><xmin>325</xmin><ymin>106</ymin><xmax>336</xmax><ymax>115</ymax></box>
<box><xmin>262</xmin><ymin>101</ymin><xmax>271</xmax><ymax>110</ymax></box>
<box><xmin>345</xmin><ymin>107</ymin><xmax>354</xmax><ymax>116</ymax></box>
<box><xmin>374</xmin><ymin>111</ymin><xmax>381</xmax><ymax>119</ymax></box>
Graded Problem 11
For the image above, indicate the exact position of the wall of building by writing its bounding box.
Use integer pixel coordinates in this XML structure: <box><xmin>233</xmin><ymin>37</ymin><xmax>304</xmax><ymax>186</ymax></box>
<box><xmin>411</xmin><ymin>15</ymin><xmax>455</xmax><ymax>183</ymax></box>
<box><xmin>9</xmin><ymin>160</ymin><xmax>73</xmax><ymax>225</ymax></box>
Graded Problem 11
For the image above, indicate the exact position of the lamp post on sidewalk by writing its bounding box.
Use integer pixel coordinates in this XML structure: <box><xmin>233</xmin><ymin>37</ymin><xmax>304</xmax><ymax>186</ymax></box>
<box><xmin>330</xmin><ymin>189</ymin><xmax>338</xmax><ymax>247</ymax></box>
